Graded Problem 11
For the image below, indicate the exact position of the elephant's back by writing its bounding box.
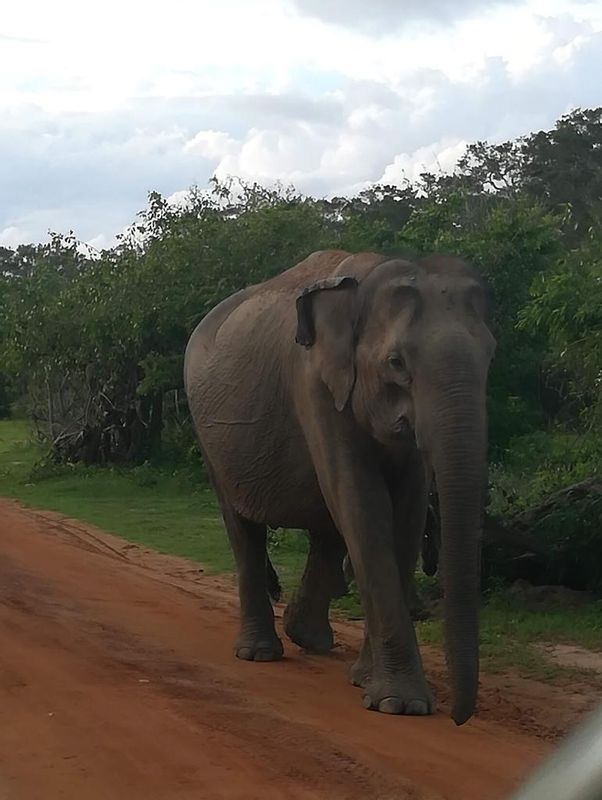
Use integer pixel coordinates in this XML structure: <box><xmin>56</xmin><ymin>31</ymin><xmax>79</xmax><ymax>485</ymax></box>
<box><xmin>262</xmin><ymin>248</ymin><xmax>351</xmax><ymax>292</ymax></box>
<box><xmin>184</xmin><ymin>286</ymin><xmax>253</xmax><ymax>376</ymax></box>
<box><xmin>185</xmin><ymin>248</ymin><xmax>386</xmax><ymax>361</ymax></box>
<box><xmin>261</xmin><ymin>248</ymin><xmax>388</xmax><ymax>293</ymax></box>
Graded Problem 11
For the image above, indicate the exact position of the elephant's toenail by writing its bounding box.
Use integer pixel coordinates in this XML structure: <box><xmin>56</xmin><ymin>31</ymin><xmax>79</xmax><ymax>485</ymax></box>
<box><xmin>405</xmin><ymin>699</ymin><xmax>431</xmax><ymax>715</ymax></box>
<box><xmin>378</xmin><ymin>697</ymin><xmax>404</xmax><ymax>714</ymax></box>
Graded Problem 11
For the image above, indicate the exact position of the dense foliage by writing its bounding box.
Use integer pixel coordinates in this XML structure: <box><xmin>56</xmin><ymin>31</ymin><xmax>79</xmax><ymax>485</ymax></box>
<box><xmin>0</xmin><ymin>108</ymin><xmax>600</xmax><ymax>585</ymax></box>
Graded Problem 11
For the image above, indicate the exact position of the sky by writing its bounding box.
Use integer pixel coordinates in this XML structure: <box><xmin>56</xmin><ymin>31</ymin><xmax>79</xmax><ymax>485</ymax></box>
<box><xmin>1</xmin><ymin>0</ymin><xmax>601</xmax><ymax>249</ymax></box>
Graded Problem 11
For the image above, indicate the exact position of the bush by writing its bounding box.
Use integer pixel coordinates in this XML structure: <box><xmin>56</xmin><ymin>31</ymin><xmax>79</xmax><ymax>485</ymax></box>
<box><xmin>489</xmin><ymin>429</ymin><xmax>602</xmax><ymax>514</ymax></box>
<box><xmin>0</xmin><ymin>374</ymin><xmax>13</xmax><ymax>418</ymax></box>
<box><xmin>524</xmin><ymin>487</ymin><xmax>602</xmax><ymax>591</ymax></box>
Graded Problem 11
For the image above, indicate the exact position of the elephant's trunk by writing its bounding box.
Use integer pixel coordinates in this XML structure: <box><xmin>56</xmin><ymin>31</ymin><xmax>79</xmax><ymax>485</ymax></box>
<box><xmin>419</xmin><ymin>342</ymin><xmax>487</xmax><ymax>725</ymax></box>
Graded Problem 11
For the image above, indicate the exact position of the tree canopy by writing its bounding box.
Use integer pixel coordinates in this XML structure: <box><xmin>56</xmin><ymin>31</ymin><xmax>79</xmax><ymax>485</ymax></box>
<box><xmin>1</xmin><ymin>108</ymin><xmax>600</xmax><ymax>476</ymax></box>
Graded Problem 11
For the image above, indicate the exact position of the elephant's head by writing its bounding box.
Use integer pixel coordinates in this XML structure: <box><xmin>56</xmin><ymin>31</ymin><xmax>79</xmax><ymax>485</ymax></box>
<box><xmin>296</xmin><ymin>255</ymin><xmax>496</xmax><ymax>724</ymax></box>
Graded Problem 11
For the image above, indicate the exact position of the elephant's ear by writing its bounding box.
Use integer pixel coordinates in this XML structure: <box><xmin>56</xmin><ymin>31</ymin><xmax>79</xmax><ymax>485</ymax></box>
<box><xmin>295</xmin><ymin>276</ymin><xmax>358</xmax><ymax>412</ymax></box>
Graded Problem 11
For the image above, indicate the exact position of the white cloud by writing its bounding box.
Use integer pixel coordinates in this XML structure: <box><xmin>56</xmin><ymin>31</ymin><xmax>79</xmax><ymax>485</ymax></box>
<box><xmin>290</xmin><ymin>0</ymin><xmax>524</xmax><ymax>33</ymax></box>
<box><xmin>0</xmin><ymin>226</ymin><xmax>27</xmax><ymax>248</ymax></box>
<box><xmin>380</xmin><ymin>141</ymin><xmax>470</xmax><ymax>186</ymax></box>
<box><xmin>1</xmin><ymin>0</ymin><xmax>601</xmax><ymax>245</ymax></box>
<box><xmin>184</xmin><ymin>130</ymin><xmax>238</xmax><ymax>159</ymax></box>
<box><xmin>553</xmin><ymin>32</ymin><xmax>590</xmax><ymax>63</ymax></box>
<box><xmin>85</xmin><ymin>232</ymin><xmax>118</xmax><ymax>252</ymax></box>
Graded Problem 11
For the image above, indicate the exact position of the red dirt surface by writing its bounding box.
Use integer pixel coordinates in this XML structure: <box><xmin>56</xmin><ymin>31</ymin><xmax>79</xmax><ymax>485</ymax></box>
<box><xmin>0</xmin><ymin>499</ymin><xmax>597</xmax><ymax>799</ymax></box>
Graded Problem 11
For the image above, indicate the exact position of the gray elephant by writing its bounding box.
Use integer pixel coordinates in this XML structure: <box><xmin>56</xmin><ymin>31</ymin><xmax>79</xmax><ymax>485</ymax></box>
<box><xmin>184</xmin><ymin>249</ymin><xmax>495</xmax><ymax>725</ymax></box>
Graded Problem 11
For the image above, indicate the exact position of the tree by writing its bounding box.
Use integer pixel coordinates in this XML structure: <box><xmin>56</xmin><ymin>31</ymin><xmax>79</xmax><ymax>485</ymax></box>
<box><xmin>519</xmin><ymin>231</ymin><xmax>602</xmax><ymax>428</ymax></box>
<box><xmin>523</xmin><ymin>107</ymin><xmax>602</xmax><ymax>238</ymax></box>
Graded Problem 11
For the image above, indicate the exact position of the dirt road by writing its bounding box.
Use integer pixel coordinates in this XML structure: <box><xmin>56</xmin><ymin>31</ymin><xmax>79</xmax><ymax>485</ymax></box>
<box><xmin>0</xmin><ymin>500</ymin><xmax>595</xmax><ymax>799</ymax></box>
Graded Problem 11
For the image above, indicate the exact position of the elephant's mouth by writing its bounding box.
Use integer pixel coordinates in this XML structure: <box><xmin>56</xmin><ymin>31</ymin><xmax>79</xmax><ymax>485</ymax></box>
<box><xmin>368</xmin><ymin>411</ymin><xmax>413</xmax><ymax>448</ymax></box>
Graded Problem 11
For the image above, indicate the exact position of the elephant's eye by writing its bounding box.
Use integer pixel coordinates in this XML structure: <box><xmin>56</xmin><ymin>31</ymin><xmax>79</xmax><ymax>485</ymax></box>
<box><xmin>387</xmin><ymin>354</ymin><xmax>412</xmax><ymax>386</ymax></box>
<box><xmin>387</xmin><ymin>355</ymin><xmax>405</xmax><ymax>371</ymax></box>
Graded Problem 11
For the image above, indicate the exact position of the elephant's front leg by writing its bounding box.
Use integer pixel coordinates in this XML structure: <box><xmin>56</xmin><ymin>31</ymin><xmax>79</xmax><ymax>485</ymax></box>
<box><xmin>343</xmin><ymin>456</ymin><xmax>432</xmax><ymax>693</ymax></box>
<box><xmin>348</xmin><ymin>507</ymin><xmax>432</xmax><ymax>714</ymax></box>
<box><xmin>352</xmin><ymin>457</ymin><xmax>433</xmax><ymax>701</ymax></box>
<box><xmin>311</xmin><ymin>458</ymin><xmax>432</xmax><ymax>713</ymax></box>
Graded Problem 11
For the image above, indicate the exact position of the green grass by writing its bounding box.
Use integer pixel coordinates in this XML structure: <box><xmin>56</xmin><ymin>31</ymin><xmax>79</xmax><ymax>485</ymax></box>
<box><xmin>0</xmin><ymin>419</ymin><xmax>232</xmax><ymax>570</ymax></box>
<box><xmin>417</xmin><ymin>595</ymin><xmax>602</xmax><ymax>682</ymax></box>
<box><xmin>1</xmin><ymin>418</ymin><xmax>601</xmax><ymax>685</ymax></box>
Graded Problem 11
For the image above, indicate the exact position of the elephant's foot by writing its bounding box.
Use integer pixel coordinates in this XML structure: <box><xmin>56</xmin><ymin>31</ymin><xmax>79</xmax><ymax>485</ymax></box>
<box><xmin>361</xmin><ymin>673</ymin><xmax>435</xmax><ymax>716</ymax></box>
<box><xmin>283</xmin><ymin>599</ymin><xmax>334</xmax><ymax>653</ymax></box>
<box><xmin>235</xmin><ymin>627</ymin><xmax>283</xmax><ymax>662</ymax></box>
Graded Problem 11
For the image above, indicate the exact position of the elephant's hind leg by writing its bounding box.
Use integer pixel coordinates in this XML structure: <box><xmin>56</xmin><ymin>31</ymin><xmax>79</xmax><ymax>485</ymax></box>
<box><xmin>284</xmin><ymin>529</ymin><xmax>347</xmax><ymax>653</ymax></box>
<box><xmin>222</xmin><ymin>505</ymin><xmax>283</xmax><ymax>662</ymax></box>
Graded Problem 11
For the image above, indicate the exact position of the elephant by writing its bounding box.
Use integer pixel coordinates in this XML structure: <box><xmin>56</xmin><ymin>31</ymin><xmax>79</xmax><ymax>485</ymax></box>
<box><xmin>184</xmin><ymin>249</ymin><xmax>495</xmax><ymax>725</ymax></box>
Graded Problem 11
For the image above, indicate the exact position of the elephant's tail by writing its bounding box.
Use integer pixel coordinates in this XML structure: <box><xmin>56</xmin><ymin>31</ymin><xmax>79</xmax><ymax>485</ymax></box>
<box><xmin>267</xmin><ymin>556</ymin><xmax>282</xmax><ymax>602</ymax></box>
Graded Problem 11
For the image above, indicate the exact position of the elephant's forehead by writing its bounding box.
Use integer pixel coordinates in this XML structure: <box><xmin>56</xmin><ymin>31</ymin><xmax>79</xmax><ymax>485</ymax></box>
<box><xmin>419</xmin><ymin>271</ymin><xmax>481</xmax><ymax>295</ymax></box>
<box><xmin>372</xmin><ymin>271</ymin><xmax>481</xmax><ymax>305</ymax></box>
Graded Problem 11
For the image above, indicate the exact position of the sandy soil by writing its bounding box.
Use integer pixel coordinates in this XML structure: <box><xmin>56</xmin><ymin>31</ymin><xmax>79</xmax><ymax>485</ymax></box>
<box><xmin>0</xmin><ymin>498</ymin><xmax>598</xmax><ymax>800</ymax></box>
<box><xmin>536</xmin><ymin>642</ymin><xmax>602</xmax><ymax>673</ymax></box>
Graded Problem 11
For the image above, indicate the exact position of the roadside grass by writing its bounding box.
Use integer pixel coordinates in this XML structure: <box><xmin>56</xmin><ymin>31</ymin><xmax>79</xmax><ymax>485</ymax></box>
<box><xmin>1</xmin><ymin>418</ymin><xmax>601</xmax><ymax>685</ymax></box>
<box><xmin>0</xmin><ymin>418</ymin><xmax>306</xmax><ymax>579</ymax></box>
<box><xmin>418</xmin><ymin>594</ymin><xmax>602</xmax><ymax>683</ymax></box>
